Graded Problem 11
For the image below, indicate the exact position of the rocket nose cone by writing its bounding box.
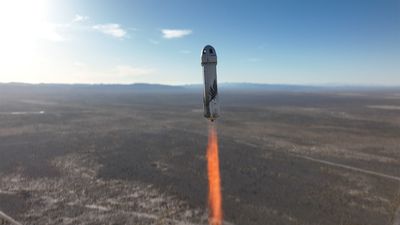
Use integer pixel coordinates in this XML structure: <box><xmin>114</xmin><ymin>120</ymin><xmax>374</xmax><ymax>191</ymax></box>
<box><xmin>201</xmin><ymin>45</ymin><xmax>217</xmax><ymax>64</ymax></box>
<box><xmin>202</xmin><ymin>45</ymin><xmax>216</xmax><ymax>56</ymax></box>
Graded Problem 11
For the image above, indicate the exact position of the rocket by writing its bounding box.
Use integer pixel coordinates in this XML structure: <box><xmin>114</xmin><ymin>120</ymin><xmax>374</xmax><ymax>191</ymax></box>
<box><xmin>201</xmin><ymin>45</ymin><xmax>219</xmax><ymax>121</ymax></box>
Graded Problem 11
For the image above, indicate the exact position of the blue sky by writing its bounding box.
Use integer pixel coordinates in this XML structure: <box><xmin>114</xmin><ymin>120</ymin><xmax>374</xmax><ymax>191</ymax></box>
<box><xmin>0</xmin><ymin>0</ymin><xmax>399</xmax><ymax>85</ymax></box>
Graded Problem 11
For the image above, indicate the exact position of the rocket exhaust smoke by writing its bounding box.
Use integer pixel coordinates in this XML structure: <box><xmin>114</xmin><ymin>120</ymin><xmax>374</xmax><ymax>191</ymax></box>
<box><xmin>206</xmin><ymin>123</ymin><xmax>223</xmax><ymax>225</ymax></box>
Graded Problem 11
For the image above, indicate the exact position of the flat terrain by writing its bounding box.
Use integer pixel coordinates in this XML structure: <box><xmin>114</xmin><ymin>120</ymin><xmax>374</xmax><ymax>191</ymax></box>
<box><xmin>1</xmin><ymin>85</ymin><xmax>400</xmax><ymax>225</ymax></box>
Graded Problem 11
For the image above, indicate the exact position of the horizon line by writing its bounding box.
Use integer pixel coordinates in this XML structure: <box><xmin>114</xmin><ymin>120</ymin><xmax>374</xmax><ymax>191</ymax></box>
<box><xmin>1</xmin><ymin>81</ymin><xmax>400</xmax><ymax>88</ymax></box>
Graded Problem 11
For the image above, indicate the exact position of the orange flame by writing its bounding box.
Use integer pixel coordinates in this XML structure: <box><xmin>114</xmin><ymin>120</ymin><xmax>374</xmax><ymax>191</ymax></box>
<box><xmin>207</xmin><ymin>123</ymin><xmax>223</xmax><ymax>225</ymax></box>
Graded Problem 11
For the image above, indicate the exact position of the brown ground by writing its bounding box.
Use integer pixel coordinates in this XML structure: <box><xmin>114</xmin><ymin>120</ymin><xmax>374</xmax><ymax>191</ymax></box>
<box><xmin>0</xmin><ymin>86</ymin><xmax>400</xmax><ymax>225</ymax></box>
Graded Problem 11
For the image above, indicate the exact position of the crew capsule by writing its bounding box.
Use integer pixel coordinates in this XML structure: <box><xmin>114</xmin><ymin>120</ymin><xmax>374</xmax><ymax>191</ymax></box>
<box><xmin>201</xmin><ymin>45</ymin><xmax>219</xmax><ymax>121</ymax></box>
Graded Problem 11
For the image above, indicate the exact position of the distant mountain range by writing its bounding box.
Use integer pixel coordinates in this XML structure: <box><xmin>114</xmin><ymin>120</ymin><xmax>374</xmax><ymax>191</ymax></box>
<box><xmin>0</xmin><ymin>83</ymin><xmax>185</xmax><ymax>93</ymax></box>
<box><xmin>0</xmin><ymin>82</ymin><xmax>398</xmax><ymax>93</ymax></box>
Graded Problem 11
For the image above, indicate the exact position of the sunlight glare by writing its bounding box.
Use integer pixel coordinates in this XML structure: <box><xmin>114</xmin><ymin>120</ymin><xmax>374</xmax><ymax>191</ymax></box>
<box><xmin>0</xmin><ymin>0</ymin><xmax>47</xmax><ymax>66</ymax></box>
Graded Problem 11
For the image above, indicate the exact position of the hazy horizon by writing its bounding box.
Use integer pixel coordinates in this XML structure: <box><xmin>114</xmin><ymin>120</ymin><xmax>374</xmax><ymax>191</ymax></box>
<box><xmin>1</xmin><ymin>81</ymin><xmax>400</xmax><ymax>88</ymax></box>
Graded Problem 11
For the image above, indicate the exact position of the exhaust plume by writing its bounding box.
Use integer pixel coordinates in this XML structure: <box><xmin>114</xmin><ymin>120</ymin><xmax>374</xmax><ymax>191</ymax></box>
<box><xmin>207</xmin><ymin>123</ymin><xmax>223</xmax><ymax>225</ymax></box>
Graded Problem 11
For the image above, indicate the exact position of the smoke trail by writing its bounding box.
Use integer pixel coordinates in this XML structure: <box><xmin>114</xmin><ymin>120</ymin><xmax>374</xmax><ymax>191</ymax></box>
<box><xmin>207</xmin><ymin>123</ymin><xmax>223</xmax><ymax>225</ymax></box>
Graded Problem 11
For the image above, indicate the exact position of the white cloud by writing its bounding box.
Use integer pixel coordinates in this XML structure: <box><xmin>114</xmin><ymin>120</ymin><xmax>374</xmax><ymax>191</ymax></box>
<box><xmin>161</xmin><ymin>29</ymin><xmax>192</xmax><ymax>39</ymax></box>
<box><xmin>73</xmin><ymin>14</ymin><xmax>89</xmax><ymax>23</ymax></box>
<box><xmin>116</xmin><ymin>65</ymin><xmax>155</xmax><ymax>76</ymax></box>
<box><xmin>93</xmin><ymin>23</ymin><xmax>127</xmax><ymax>38</ymax></box>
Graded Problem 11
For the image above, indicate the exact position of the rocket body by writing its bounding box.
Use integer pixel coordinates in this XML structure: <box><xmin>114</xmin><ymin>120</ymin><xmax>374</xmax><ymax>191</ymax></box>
<box><xmin>201</xmin><ymin>45</ymin><xmax>219</xmax><ymax>121</ymax></box>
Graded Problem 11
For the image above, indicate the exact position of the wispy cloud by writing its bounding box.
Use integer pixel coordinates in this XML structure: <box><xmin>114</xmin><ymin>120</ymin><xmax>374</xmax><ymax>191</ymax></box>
<box><xmin>93</xmin><ymin>23</ymin><xmax>127</xmax><ymax>38</ymax></box>
<box><xmin>161</xmin><ymin>29</ymin><xmax>192</xmax><ymax>39</ymax></box>
<box><xmin>116</xmin><ymin>65</ymin><xmax>155</xmax><ymax>76</ymax></box>
<box><xmin>36</xmin><ymin>14</ymin><xmax>90</xmax><ymax>42</ymax></box>
<box><xmin>73</xmin><ymin>14</ymin><xmax>89</xmax><ymax>23</ymax></box>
